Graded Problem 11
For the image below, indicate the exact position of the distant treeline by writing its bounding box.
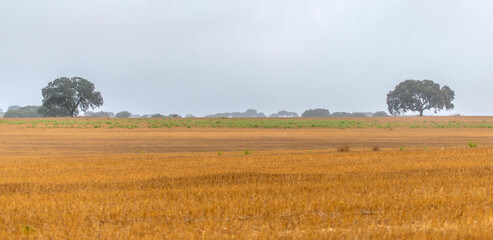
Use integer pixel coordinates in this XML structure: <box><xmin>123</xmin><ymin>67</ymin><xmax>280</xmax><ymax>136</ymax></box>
<box><xmin>2</xmin><ymin>105</ymin><xmax>43</xmax><ymax>118</ymax></box>
<box><xmin>84</xmin><ymin>111</ymin><xmax>187</xmax><ymax>118</ymax></box>
<box><xmin>205</xmin><ymin>109</ymin><xmax>267</xmax><ymax>118</ymax></box>
<box><xmin>301</xmin><ymin>108</ymin><xmax>388</xmax><ymax>117</ymax></box>
<box><xmin>0</xmin><ymin>106</ymin><xmax>389</xmax><ymax>118</ymax></box>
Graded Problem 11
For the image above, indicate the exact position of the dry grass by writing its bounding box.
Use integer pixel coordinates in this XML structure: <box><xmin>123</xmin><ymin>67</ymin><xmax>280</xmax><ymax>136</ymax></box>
<box><xmin>0</xmin><ymin>117</ymin><xmax>492</xmax><ymax>238</ymax></box>
<box><xmin>1</xmin><ymin>125</ymin><xmax>493</xmax><ymax>155</ymax></box>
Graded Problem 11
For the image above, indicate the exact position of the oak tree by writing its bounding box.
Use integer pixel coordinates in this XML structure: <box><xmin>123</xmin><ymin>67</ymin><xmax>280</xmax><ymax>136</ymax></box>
<box><xmin>386</xmin><ymin>80</ymin><xmax>454</xmax><ymax>116</ymax></box>
<box><xmin>41</xmin><ymin>77</ymin><xmax>103</xmax><ymax>117</ymax></box>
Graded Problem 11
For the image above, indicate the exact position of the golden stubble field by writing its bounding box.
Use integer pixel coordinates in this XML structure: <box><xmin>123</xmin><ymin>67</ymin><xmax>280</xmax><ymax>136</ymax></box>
<box><xmin>0</xmin><ymin>117</ymin><xmax>492</xmax><ymax>239</ymax></box>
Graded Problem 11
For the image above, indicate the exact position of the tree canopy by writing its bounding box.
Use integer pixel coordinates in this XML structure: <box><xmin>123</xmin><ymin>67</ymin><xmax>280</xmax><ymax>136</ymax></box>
<box><xmin>151</xmin><ymin>114</ymin><xmax>165</xmax><ymax>118</ymax></box>
<box><xmin>84</xmin><ymin>111</ymin><xmax>115</xmax><ymax>118</ymax></box>
<box><xmin>115</xmin><ymin>111</ymin><xmax>132</xmax><ymax>118</ymax></box>
<box><xmin>386</xmin><ymin>80</ymin><xmax>455</xmax><ymax>116</ymax></box>
<box><xmin>301</xmin><ymin>108</ymin><xmax>330</xmax><ymax>117</ymax></box>
<box><xmin>269</xmin><ymin>110</ymin><xmax>299</xmax><ymax>118</ymax></box>
<box><xmin>41</xmin><ymin>77</ymin><xmax>103</xmax><ymax>117</ymax></box>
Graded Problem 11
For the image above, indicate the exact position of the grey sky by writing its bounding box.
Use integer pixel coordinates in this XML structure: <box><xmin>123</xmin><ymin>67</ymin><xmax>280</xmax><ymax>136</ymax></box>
<box><xmin>1</xmin><ymin>0</ymin><xmax>492</xmax><ymax>116</ymax></box>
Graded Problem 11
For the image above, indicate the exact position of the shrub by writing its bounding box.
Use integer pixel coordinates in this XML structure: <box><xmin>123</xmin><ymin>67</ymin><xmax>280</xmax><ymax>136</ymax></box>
<box><xmin>115</xmin><ymin>111</ymin><xmax>131</xmax><ymax>118</ymax></box>
<box><xmin>469</xmin><ymin>142</ymin><xmax>477</xmax><ymax>148</ymax></box>
<box><xmin>85</xmin><ymin>111</ymin><xmax>114</xmax><ymax>118</ymax></box>
<box><xmin>337</xmin><ymin>145</ymin><xmax>350</xmax><ymax>152</ymax></box>
<box><xmin>371</xmin><ymin>111</ymin><xmax>389</xmax><ymax>117</ymax></box>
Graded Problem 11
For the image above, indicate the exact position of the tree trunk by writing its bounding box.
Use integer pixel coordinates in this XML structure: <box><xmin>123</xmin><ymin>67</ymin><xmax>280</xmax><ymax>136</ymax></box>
<box><xmin>68</xmin><ymin>106</ymin><xmax>77</xmax><ymax>117</ymax></box>
<box><xmin>70</xmin><ymin>100</ymin><xmax>82</xmax><ymax>117</ymax></box>
<box><xmin>419</xmin><ymin>109</ymin><xmax>424</xmax><ymax>116</ymax></box>
<box><xmin>64</xmin><ymin>106</ymin><xmax>74</xmax><ymax>117</ymax></box>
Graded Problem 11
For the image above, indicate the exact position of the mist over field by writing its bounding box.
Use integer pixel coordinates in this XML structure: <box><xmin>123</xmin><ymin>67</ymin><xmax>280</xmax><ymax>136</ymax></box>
<box><xmin>1</xmin><ymin>1</ymin><xmax>493</xmax><ymax>116</ymax></box>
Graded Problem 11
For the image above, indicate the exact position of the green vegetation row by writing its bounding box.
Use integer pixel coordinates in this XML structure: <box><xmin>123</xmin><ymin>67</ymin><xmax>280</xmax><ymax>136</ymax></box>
<box><xmin>0</xmin><ymin>118</ymin><xmax>492</xmax><ymax>130</ymax></box>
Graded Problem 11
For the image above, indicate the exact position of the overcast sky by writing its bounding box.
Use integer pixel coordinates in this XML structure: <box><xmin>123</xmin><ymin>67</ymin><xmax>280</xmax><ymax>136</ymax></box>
<box><xmin>1</xmin><ymin>0</ymin><xmax>492</xmax><ymax>116</ymax></box>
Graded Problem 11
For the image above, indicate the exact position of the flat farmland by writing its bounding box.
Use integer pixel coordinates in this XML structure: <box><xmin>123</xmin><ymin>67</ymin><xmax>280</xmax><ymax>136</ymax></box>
<box><xmin>0</xmin><ymin>117</ymin><xmax>492</xmax><ymax>239</ymax></box>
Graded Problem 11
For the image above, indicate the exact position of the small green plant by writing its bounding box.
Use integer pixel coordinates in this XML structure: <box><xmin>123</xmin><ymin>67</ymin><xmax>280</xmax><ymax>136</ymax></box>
<box><xmin>140</xmin><ymin>150</ymin><xmax>146</xmax><ymax>154</ymax></box>
<box><xmin>217</xmin><ymin>151</ymin><xmax>222</xmax><ymax>156</ymax></box>
<box><xmin>22</xmin><ymin>225</ymin><xmax>34</xmax><ymax>238</ymax></box>
<box><xmin>399</xmin><ymin>146</ymin><xmax>405</xmax><ymax>151</ymax></box>
<box><xmin>469</xmin><ymin>142</ymin><xmax>477</xmax><ymax>148</ymax></box>
<box><xmin>244</xmin><ymin>150</ymin><xmax>251</xmax><ymax>155</ymax></box>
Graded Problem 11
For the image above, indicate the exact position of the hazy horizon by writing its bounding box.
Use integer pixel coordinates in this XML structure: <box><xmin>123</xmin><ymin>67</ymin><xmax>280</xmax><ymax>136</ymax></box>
<box><xmin>2</xmin><ymin>1</ymin><xmax>493</xmax><ymax>116</ymax></box>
